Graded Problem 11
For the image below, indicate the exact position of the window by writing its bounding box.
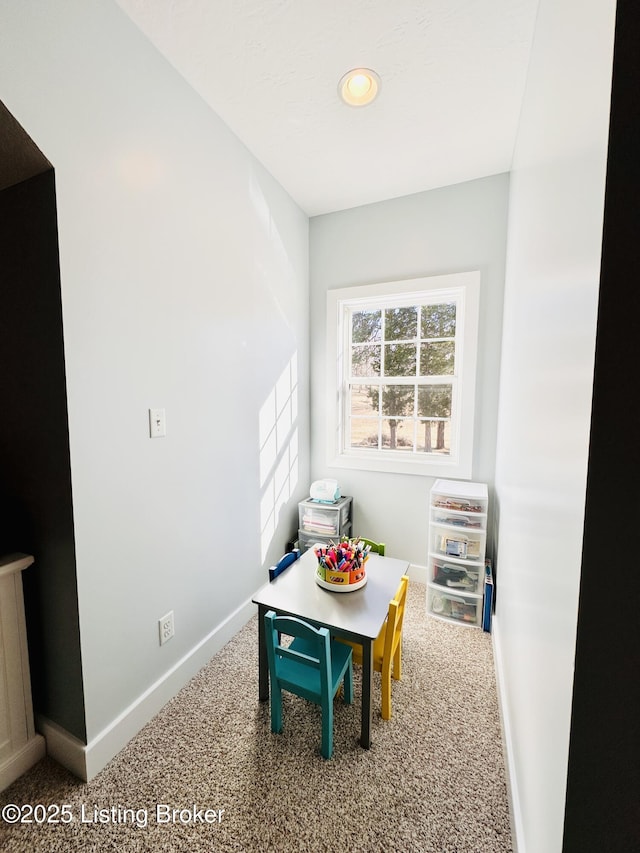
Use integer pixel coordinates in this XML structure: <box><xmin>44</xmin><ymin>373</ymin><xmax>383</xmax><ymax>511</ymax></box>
<box><xmin>326</xmin><ymin>272</ymin><xmax>480</xmax><ymax>478</ymax></box>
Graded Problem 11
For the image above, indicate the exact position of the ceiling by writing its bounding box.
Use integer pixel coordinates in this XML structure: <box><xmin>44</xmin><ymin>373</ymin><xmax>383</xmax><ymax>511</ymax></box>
<box><xmin>115</xmin><ymin>0</ymin><xmax>539</xmax><ymax>217</ymax></box>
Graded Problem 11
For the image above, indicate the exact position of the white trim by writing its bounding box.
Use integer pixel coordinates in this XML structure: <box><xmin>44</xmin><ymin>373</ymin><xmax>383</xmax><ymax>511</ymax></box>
<box><xmin>0</xmin><ymin>733</ymin><xmax>46</xmax><ymax>792</ymax></box>
<box><xmin>492</xmin><ymin>614</ymin><xmax>524</xmax><ymax>853</ymax></box>
<box><xmin>326</xmin><ymin>271</ymin><xmax>480</xmax><ymax>479</ymax></box>
<box><xmin>38</xmin><ymin>597</ymin><xmax>256</xmax><ymax>781</ymax></box>
<box><xmin>36</xmin><ymin>715</ymin><xmax>87</xmax><ymax>780</ymax></box>
<box><xmin>407</xmin><ymin>561</ymin><xmax>427</xmax><ymax>585</ymax></box>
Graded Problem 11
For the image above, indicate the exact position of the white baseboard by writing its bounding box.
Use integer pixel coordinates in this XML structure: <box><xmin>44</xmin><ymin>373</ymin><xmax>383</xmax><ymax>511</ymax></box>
<box><xmin>36</xmin><ymin>715</ymin><xmax>87</xmax><ymax>780</ymax></box>
<box><xmin>38</xmin><ymin>596</ymin><xmax>257</xmax><ymax>782</ymax></box>
<box><xmin>407</xmin><ymin>562</ymin><xmax>427</xmax><ymax>584</ymax></box>
<box><xmin>0</xmin><ymin>734</ymin><xmax>46</xmax><ymax>791</ymax></box>
<box><xmin>492</xmin><ymin>614</ymin><xmax>524</xmax><ymax>853</ymax></box>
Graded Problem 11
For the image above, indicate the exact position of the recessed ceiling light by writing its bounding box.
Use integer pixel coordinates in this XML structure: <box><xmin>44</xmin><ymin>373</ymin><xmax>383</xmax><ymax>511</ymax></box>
<box><xmin>338</xmin><ymin>68</ymin><xmax>381</xmax><ymax>107</ymax></box>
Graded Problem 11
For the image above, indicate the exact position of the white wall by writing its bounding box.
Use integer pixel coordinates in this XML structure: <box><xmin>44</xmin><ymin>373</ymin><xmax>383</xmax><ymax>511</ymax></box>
<box><xmin>310</xmin><ymin>175</ymin><xmax>509</xmax><ymax>570</ymax></box>
<box><xmin>493</xmin><ymin>1</ymin><xmax>616</xmax><ymax>851</ymax></box>
<box><xmin>0</xmin><ymin>0</ymin><xmax>309</xmax><ymax>772</ymax></box>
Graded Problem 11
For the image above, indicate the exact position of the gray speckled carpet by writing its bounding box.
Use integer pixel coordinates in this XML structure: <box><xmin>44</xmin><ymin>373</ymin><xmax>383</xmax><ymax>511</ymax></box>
<box><xmin>1</xmin><ymin>581</ymin><xmax>513</xmax><ymax>853</ymax></box>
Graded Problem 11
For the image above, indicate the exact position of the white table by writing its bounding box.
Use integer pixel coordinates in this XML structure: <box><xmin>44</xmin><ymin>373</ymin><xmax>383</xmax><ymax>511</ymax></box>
<box><xmin>252</xmin><ymin>548</ymin><xmax>409</xmax><ymax>748</ymax></box>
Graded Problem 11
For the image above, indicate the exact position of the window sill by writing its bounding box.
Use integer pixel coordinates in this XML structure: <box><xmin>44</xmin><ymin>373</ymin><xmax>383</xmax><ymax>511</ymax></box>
<box><xmin>329</xmin><ymin>449</ymin><xmax>472</xmax><ymax>479</ymax></box>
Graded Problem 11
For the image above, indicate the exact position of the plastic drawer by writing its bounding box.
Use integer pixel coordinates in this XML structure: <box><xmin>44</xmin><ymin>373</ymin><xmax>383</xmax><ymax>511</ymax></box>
<box><xmin>431</xmin><ymin>527</ymin><xmax>484</xmax><ymax>562</ymax></box>
<box><xmin>431</xmin><ymin>509</ymin><xmax>484</xmax><ymax>530</ymax></box>
<box><xmin>430</xmin><ymin>480</ymin><xmax>488</xmax><ymax>517</ymax></box>
<box><xmin>427</xmin><ymin>585</ymin><xmax>482</xmax><ymax>627</ymax></box>
<box><xmin>298</xmin><ymin>496</ymin><xmax>352</xmax><ymax>536</ymax></box>
<box><xmin>298</xmin><ymin>525</ymin><xmax>352</xmax><ymax>553</ymax></box>
<box><xmin>429</xmin><ymin>557</ymin><xmax>483</xmax><ymax>595</ymax></box>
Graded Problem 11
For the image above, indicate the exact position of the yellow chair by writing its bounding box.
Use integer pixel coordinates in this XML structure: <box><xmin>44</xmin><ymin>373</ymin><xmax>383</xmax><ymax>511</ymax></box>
<box><xmin>340</xmin><ymin>574</ymin><xmax>409</xmax><ymax>720</ymax></box>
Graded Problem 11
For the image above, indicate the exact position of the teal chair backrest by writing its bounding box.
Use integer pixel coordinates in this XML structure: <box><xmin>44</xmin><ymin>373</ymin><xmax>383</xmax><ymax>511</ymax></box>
<box><xmin>264</xmin><ymin>610</ymin><xmax>353</xmax><ymax>759</ymax></box>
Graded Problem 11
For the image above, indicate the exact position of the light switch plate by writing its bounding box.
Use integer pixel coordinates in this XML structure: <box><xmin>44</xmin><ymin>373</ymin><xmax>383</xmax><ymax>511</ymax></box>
<box><xmin>149</xmin><ymin>408</ymin><xmax>166</xmax><ymax>438</ymax></box>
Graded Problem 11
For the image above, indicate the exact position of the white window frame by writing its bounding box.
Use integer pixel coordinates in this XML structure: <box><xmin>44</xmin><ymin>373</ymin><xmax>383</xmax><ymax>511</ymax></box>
<box><xmin>326</xmin><ymin>271</ymin><xmax>480</xmax><ymax>479</ymax></box>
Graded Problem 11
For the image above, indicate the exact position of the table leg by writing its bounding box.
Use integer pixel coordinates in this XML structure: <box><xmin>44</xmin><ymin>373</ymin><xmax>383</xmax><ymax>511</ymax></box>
<box><xmin>361</xmin><ymin>638</ymin><xmax>373</xmax><ymax>748</ymax></box>
<box><xmin>258</xmin><ymin>604</ymin><xmax>269</xmax><ymax>701</ymax></box>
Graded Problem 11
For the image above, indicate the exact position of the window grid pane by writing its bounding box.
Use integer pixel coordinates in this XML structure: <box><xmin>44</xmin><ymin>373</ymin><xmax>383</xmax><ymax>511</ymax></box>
<box><xmin>345</xmin><ymin>298</ymin><xmax>459</xmax><ymax>457</ymax></box>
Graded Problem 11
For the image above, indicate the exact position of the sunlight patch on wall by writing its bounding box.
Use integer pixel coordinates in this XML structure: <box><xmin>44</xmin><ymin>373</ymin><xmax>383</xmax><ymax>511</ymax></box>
<box><xmin>259</xmin><ymin>354</ymin><xmax>299</xmax><ymax>560</ymax></box>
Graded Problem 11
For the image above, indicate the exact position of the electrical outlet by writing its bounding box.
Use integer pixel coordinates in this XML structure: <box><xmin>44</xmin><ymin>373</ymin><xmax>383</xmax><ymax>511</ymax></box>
<box><xmin>158</xmin><ymin>611</ymin><xmax>174</xmax><ymax>645</ymax></box>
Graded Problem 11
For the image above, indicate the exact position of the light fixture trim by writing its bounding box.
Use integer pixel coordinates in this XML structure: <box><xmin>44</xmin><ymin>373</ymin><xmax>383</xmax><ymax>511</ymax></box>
<box><xmin>338</xmin><ymin>68</ymin><xmax>381</xmax><ymax>107</ymax></box>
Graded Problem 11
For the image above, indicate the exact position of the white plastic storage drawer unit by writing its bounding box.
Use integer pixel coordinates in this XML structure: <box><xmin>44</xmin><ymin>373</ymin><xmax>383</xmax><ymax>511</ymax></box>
<box><xmin>427</xmin><ymin>479</ymin><xmax>488</xmax><ymax>628</ymax></box>
<box><xmin>297</xmin><ymin>496</ymin><xmax>352</xmax><ymax>538</ymax></box>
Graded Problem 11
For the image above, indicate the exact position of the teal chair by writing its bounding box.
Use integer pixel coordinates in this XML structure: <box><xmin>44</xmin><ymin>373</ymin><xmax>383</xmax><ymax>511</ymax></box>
<box><xmin>264</xmin><ymin>610</ymin><xmax>353</xmax><ymax>759</ymax></box>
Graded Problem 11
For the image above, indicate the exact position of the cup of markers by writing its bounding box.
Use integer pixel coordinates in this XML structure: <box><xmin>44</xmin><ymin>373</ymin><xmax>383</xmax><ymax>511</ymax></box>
<box><xmin>314</xmin><ymin>537</ymin><xmax>371</xmax><ymax>591</ymax></box>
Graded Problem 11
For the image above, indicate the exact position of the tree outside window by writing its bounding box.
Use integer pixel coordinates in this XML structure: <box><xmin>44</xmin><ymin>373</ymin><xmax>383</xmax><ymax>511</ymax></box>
<box><xmin>349</xmin><ymin>302</ymin><xmax>456</xmax><ymax>455</ymax></box>
<box><xmin>327</xmin><ymin>271</ymin><xmax>480</xmax><ymax>479</ymax></box>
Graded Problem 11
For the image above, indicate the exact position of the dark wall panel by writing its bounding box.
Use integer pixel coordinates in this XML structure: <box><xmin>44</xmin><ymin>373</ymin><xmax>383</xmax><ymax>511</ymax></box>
<box><xmin>0</xmin><ymin>169</ymin><xmax>85</xmax><ymax>741</ymax></box>
<box><xmin>563</xmin><ymin>2</ymin><xmax>640</xmax><ymax>850</ymax></box>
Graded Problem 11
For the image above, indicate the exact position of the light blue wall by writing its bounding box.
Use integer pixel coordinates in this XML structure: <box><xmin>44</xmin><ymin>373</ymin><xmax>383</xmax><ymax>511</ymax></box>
<box><xmin>0</xmin><ymin>0</ymin><xmax>309</xmax><ymax>764</ymax></box>
<box><xmin>493</xmin><ymin>1</ymin><xmax>616</xmax><ymax>851</ymax></box>
<box><xmin>309</xmin><ymin>175</ymin><xmax>510</xmax><ymax>570</ymax></box>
